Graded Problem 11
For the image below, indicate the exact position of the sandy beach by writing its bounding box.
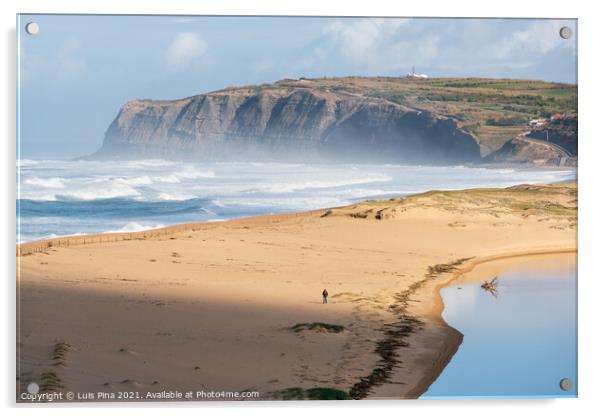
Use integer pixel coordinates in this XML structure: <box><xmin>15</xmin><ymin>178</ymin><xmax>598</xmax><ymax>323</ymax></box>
<box><xmin>16</xmin><ymin>182</ymin><xmax>577</xmax><ymax>401</ymax></box>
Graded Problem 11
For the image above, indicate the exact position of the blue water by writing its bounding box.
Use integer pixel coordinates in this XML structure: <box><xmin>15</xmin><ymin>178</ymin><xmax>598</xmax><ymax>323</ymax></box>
<box><xmin>422</xmin><ymin>255</ymin><xmax>577</xmax><ymax>399</ymax></box>
<box><xmin>16</xmin><ymin>159</ymin><xmax>576</xmax><ymax>242</ymax></box>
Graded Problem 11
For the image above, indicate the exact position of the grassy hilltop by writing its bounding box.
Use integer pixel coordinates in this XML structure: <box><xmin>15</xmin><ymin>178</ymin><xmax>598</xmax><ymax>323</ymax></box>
<box><xmin>97</xmin><ymin>76</ymin><xmax>577</xmax><ymax>164</ymax></box>
<box><xmin>220</xmin><ymin>76</ymin><xmax>577</xmax><ymax>157</ymax></box>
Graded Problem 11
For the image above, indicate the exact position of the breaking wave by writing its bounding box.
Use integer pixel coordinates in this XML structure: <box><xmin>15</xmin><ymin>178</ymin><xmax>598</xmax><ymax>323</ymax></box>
<box><xmin>103</xmin><ymin>222</ymin><xmax>166</xmax><ymax>234</ymax></box>
<box><xmin>23</xmin><ymin>177</ymin><xmax>67</xmax><ymax>189</ymax></box>
<box><xmin>17</xmin><ymin>159</ymin><xmax>576</xmax><ymax>241</ymax></box>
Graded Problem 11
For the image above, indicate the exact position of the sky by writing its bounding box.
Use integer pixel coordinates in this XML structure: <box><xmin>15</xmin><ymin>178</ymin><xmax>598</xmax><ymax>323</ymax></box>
<box><xmin>17</xmin><ymin>15</ymin><xmax>577</xmax><ymax>159</ymax></box>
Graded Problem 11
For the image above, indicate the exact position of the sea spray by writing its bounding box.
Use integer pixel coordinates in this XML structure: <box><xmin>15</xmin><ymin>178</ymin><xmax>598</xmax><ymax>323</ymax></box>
<box><xmin>17</xmin><ymin>159</ymin><xmax>576</xmax><ymax>242</ymax></box>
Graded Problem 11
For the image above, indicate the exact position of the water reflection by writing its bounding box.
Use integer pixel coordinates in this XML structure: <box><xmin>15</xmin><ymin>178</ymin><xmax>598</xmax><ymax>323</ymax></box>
<box><xmin>422</xmin><ymin>254</ymin><xmax>577</xmax><ymax>399</ymax></box>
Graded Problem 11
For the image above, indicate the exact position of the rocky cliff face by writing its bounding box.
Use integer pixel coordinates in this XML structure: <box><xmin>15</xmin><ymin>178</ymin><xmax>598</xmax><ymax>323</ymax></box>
<box><xmin>484</xmin><ymin>136</ymin><xmax>576</xmax><ymax>167</ymax></box>
<box><xmin>93</xmin><ymin>84</ymin><xmax>481</xmax><ymax>164</ymax></box>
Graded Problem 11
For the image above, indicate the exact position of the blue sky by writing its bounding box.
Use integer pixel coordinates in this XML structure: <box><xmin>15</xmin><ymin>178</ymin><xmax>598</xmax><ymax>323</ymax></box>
<box><xmin>18</xmin><ymin>15</ymin><xmax>577</xmax><ymax>159</ymax></box>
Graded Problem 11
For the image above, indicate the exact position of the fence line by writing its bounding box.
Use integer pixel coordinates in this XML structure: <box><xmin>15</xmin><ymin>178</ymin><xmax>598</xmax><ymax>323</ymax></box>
<box><xmin>16</xmin><ymin>209</ymin><xmax>324</xmax><ymax>257</ymax></box>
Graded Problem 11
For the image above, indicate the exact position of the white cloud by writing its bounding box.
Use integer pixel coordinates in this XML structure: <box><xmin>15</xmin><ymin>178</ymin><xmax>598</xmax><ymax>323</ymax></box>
<box><xmin>298</xmin><ymin>18</ymin><xmax>576</xmax><ymax>78</ymax></box>
<box><xmin>325</xmin><ymin>18</ymin><xmax>410</xmax><ymax>63</ymax></box>
<box><xmin>313</xmin><ymin>18</ymin><xmax>438</xmax><ymax>74</ymax></box>
<box><xmin>166</xmin><ymin>32</ymin><xmax>208</xmax><ymax>68</ymax></box>
<box><xmin>494</xmin><ymin>20</ymin><xmax>573</xmax><ymax>61</ymax></box>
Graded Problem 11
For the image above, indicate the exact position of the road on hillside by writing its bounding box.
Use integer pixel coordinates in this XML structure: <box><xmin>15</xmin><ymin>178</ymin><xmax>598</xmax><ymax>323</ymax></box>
<box><xmin>518</xmin><ymin>131</ymin><xmax>572</xmax><ymax>157</ymax></box>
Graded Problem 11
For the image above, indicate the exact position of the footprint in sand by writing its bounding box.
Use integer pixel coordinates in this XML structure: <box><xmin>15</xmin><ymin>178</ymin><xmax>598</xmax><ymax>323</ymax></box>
<box><xmin>117</xmin><ymin>347</ymin><xmax>139</xmax><ymax>356</ymax></box>
<box><xmin>120</xmin><ymin>379</ymin><xmax>144</xmax><ymax>388</ymax></box>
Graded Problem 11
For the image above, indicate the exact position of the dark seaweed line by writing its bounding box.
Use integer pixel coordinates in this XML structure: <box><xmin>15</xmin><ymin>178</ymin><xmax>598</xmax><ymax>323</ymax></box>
<box><xmin>349</xmin><ymin>257</ymin><xmax>472</xmax><ymax>399</ymax></box>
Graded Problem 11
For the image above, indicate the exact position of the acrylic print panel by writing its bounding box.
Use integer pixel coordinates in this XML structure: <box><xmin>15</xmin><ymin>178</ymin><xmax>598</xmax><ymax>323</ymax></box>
<box><xmin>16</xmin><ymin>14</ymin><xmax>577</xmax><ymax>402</ymax></box>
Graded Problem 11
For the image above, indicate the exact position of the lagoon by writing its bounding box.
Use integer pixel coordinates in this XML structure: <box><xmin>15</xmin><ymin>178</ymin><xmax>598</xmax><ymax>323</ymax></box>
<box><xmin>422</xmin><ymin>254</ymin><xmax>577</xmax><ymax>399</ymax></box>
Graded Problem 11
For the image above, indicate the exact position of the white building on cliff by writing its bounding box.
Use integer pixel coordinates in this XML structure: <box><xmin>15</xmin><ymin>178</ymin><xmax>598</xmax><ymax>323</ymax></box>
<box><xmin>407</xmin><ymin>65</ymin><xmax>428</xmax><ymax>79</ymax></box>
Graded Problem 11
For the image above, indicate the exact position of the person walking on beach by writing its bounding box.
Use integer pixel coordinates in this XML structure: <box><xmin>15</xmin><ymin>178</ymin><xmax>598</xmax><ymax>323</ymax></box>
<box><xmin>322</xmin><ymin>289</ymin><xmax>329</xmax><ymax>304</ymax></box>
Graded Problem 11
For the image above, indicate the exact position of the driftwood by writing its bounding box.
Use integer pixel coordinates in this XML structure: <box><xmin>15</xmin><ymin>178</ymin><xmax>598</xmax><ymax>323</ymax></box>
<box><xmin>481</xmin><ymin>276</ymin><xmax>499</xmax><ymax>297</ymax></box>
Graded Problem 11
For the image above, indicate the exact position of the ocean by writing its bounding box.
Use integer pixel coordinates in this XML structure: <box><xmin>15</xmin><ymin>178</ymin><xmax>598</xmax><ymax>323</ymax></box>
<box><xmin>17</xmin><ymin>159</ymin><xmax>576</xmax><ymax>243</ymax></box>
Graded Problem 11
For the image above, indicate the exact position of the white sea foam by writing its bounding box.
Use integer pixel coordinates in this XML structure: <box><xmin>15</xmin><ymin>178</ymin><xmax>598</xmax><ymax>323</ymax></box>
<box><xmin>199</xmin><ymin>207</ymin><xmax>217</xmax><ymax>215</ymax></box>
<box><xmin>174</xmin><ymin>168</ymin><xmax>215</xmax><ymax>179</ymax></box>
<box><xmin>54</xmin><ymin>182</ymin><xmax>141</xmax><ymax>201</ymax></box>
<box><xmin>23</xmin><ymin>177</ymin><xmax>66</xmax><ymax>188</ymax></box>
<box><xmin>17</xmin><ymin>159</ymin><xmax>39</xmax><ymax>167</ymax></box>
<box><xmin>226</xmin><ymin>196</ymin><xmax>346</xmax><ymax>210</ymax></box>
<box><xmin>17</xmin><ymin>159</ymin><xmax>577</xmax><ymax>240</ymax></box>
<box><xmin>123</xmin><ymin>159</ymin><xmax>179</xmax><ymax>167</ymax></box>
<box><xmin>337</xmin><ymin>188</ymin><xmax>399</xmax><ymax>199</ymax></box>
<box><xmin>18</xmin><ymin>232</ymin><xmax>85</xmax><ymax>244</ymax></box>
<box><xmin>152</xmin><ymin>174</ymin><xmax>181</xmax><ymax>183</ymax></box>
<box><xmin>158</xmin><ymin>192</ymin><xmax>193</xmax><ymax>201</ymax></box>
<box><xmin>103</xmin><ymin>222</ymin><xmax>166</xmax><ymax>234</ymax></box>
<box><xmin>255</xmin><ymin>174</ymin><xmax>393</xmax><ymax>193</ymax></box>
<box><xmin>116</xmin><ymin>175</ymin><xmax>154</xmax><ymax>186</ymax></box>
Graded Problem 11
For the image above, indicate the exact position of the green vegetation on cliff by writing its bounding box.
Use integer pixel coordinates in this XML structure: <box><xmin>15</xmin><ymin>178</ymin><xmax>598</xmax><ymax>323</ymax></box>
<box><xmin>240</xmin><ymin>77</ymin><xmax>577</xmax><ymax>157</ymax></box>
<box><xmin>97</xmin><ymin>76</ymin><xmax>576</xmax><ymax>164</ymax></box>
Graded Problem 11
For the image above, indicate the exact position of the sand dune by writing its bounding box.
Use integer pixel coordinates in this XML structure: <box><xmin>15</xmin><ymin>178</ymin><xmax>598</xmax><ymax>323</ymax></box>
<box><xmin>17</xmin><ymin>183</ymin><xmax>577</xmax><ymax>401</ymax></box>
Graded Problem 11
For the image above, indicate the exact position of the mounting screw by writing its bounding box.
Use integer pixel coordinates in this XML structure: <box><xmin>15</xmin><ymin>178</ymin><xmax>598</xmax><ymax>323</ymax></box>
<box><xmin>25</xmin><ymin>22</ymin><xmax>40</xmax><ymax>35</ymax></box>
<box><xmin>27</xmin><ymin>382</ymin><xmax>39</xmax><ymax>394</ymax></box>
<box><xmin>559</xmin><ymin>26</ymin><xmax>572</xmax><ymax>40</ymax></box>
<box><xmin>559</xmin><ymin>378</ymin><xmax>572</xmax><ymax>391</ymax></box>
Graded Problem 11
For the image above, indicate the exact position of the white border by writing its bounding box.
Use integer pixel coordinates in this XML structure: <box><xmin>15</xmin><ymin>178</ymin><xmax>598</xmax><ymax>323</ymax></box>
<box><xmin>2</xmin><ymin>1</ymin><xmax>601</xmax><ymax>415</ymax></box>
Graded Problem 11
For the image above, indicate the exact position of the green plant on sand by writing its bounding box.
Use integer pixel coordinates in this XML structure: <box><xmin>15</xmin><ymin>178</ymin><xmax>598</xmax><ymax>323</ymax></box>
<box><xmin>274</xmin><ymin>387</ymin><xmax>351</xmax><ymax>400</ymax></box>
<box><xmin>289</xmin><ymin>322</ymin><xmax>345</xmax><ymax>333</ymax></box>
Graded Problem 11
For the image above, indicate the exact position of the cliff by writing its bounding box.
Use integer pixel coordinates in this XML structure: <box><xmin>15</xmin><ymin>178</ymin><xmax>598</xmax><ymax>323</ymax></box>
<box><xmin>92</xmin><ymin>77</ymin><xmax>577</xmax><ymax>164</ymax></box>
<box><xmin>484</xmin><ymin>137</ymin><xmax>575</xmax><ymax>166</ymax></box>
